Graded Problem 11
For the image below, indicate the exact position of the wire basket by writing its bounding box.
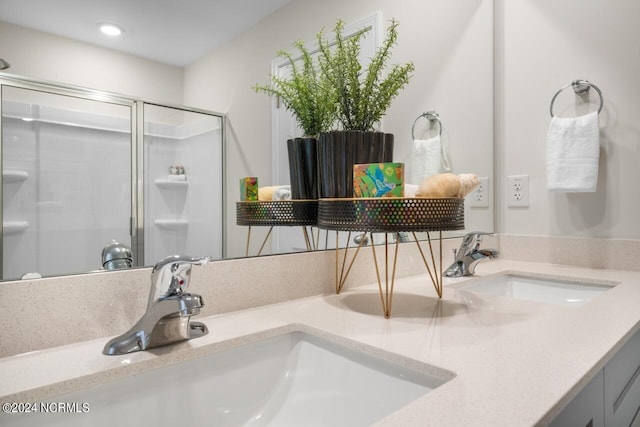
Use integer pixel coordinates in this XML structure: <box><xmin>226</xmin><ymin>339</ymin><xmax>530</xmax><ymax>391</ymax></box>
<box><xmin>317</xmin><ymin>197</ymin><xmax>464</xmax><ymax>232</ymax></box>
<box><xmin>236</xmin><ymin>200</ymin><xmax>318</xmax><ymax>226</ymax></box>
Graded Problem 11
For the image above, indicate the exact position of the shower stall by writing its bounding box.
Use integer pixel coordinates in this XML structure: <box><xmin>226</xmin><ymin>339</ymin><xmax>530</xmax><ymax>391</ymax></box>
<box><xmin>0</xmin><ymin>76</ymin><xmax>224</xmax><ymax>280</ymax></box>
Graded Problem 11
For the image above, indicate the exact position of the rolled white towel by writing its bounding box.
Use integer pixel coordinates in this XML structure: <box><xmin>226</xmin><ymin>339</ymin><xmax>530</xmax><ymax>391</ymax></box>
<box><xmin>404</xmin><ymin>184</ymin><xmax>419</xmax><ymax>198</ymax></box>
<box><xmin>273</xmin><ymin>185</ymin><xmax>292</xmax><ymax>201</ymax></box>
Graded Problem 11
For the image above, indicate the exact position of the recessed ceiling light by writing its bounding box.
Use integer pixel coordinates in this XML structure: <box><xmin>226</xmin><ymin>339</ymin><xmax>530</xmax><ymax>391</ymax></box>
<box><xmin>99</xmin><ymin>23</ymin><xmax>123</xmax><ymax>37</ymax></box>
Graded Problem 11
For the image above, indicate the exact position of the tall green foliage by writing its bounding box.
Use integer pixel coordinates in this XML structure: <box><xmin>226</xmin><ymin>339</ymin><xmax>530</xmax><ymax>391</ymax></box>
<box><xmin>253</xmin><ymin>40</ymin><xmax>336</xmax><ymax>138</ymax></box>
<box><xmin>318</xmin><ymin>19</ymin><xmax>415</xmax><ymax>132</ymax></box>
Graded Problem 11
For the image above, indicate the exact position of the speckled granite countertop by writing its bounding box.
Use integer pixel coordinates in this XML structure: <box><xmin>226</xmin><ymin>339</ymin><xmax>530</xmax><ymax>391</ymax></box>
<box><xmin>1</xmin><ymin>259</ymin><xmax>639</xmax><ymax>426</ymax></box>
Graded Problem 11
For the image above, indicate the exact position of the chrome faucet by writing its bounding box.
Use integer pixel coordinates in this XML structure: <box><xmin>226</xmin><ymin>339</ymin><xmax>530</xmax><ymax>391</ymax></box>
<box><xmin>103</xmin><ymin>255</ymin><xmax>211</xmax><ymax>355</ymax></box>
<box><xmin>445</xmin><ymin>232</ymin><xmax>498</xmax><ymax>277</ymax></box>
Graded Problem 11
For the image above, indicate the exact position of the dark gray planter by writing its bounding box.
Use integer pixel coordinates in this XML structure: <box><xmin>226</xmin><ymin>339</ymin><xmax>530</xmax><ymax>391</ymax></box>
<box><xmin>287</xmin><ymin>137</ymin><xmax>318</xmax><ymax>200</ymax></box>
<box><xmin>317</xmin><ymin>131</ymin><xmax>394</xmax><ymax>198</ymax></box>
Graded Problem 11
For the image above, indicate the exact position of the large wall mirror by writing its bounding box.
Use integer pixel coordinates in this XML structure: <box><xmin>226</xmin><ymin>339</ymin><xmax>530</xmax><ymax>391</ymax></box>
<box><xmin>0</xmin><ymin>0</ymin><xmax>494</xmax><ymax>281</ymax></box>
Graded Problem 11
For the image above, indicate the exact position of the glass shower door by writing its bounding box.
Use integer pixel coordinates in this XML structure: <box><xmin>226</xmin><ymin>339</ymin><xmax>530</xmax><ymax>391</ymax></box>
<box><xmin>143</xmin><ymin>104</ymin><xmax>223</xmax><ymax>263</ymax></box>
<box><xmin>1</xmin><ymin>85</ymin><xmax>134</xmax><ymax>280</ymax></box>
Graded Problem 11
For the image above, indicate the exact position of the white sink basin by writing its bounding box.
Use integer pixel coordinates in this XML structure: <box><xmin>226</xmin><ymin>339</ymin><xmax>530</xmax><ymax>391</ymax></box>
<box><xmin>2</xmin><ymin>330</ymin><xmax>452</xmax><ymax>427</ymax></box>
<box><xmin>456</xmin><ymin>273</ymin><xmax>616</xmax><ymax>306</ymax></box>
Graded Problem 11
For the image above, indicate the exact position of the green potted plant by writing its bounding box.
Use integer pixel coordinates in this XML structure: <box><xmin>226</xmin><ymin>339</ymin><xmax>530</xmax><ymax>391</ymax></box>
<box><xmin>316</xmin><ymin>19</ymin><xmax>415</xmax><ymax>198</ymax></box>
<box><xmin>254</xmin><ymin>40</ymin><xmax>336</xmax><ymax>200</ymax></box>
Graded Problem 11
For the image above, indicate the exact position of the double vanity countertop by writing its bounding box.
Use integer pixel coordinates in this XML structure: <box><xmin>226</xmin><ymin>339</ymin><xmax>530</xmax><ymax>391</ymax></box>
<box><xmin>2</xmin><ymin>259</ymin><xmax>640</xmax><ymax>426</ymax></box>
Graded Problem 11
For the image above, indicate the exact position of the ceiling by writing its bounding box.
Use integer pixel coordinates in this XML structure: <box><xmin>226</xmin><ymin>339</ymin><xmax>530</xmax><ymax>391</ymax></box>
<box><xmin>0</xmin><ymin>0</ymin><xmax>291</xmax><ymax>67</ymax></box>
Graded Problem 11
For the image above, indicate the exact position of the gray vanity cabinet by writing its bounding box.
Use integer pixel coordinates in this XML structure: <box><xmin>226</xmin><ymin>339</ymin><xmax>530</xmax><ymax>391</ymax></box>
<box><xmin>604</xmin><ymin>328</ymin><xmax>640</xmax><ymax>427</ymax></box>
<box><xmin>549</xmin><ymin>370</ymin><xmax>604</xmax><ymax>427</ymax></box>
<box><xmin>550</xmin><ymin>327</ymin><xmax>640</xmax><ymax>427</ymax></box>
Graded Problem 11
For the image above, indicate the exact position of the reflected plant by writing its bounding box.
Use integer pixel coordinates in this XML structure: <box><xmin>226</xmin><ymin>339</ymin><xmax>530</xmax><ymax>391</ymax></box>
<box><xmin>253</xmin><ymin>40</ymin><xmax>337</xmax><ymax>138</ymax></box>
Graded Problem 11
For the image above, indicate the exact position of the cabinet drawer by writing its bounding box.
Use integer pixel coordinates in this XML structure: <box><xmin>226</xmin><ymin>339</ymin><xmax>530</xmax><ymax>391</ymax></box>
<box><xmin>605</xmin><ymin>328</ymin><xmax>640</xmax><ymax>427</ymax></box>
<box><xmin>550</xmin><ymin>370</ymin><xmax>604</xmax><ymax>427</ymax></box>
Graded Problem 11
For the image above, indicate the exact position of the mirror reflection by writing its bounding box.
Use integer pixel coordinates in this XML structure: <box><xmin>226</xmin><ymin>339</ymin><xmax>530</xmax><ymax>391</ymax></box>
<box><xmin>2</xmin><ymin>86</ymin><xmax>134</xmax><ymax>279</ymax></box>
<box><xmin>142</xmin><ymin>104</ymin><xmax>223</xmax><ymax>265</ymax></box>
<box><xmin>0</xmin><ymin>0</ymin><xmax>494</xmax><ymax>281</ymax></box>
<box><xmin>204</xmin><ymin>0</ymin><xmax>495</xmax><ymax>258</ymax></box>
<box><xmin>1</xmin><ymin>82</ymin><xmax>224</xmax><ymax>280</ymax></box>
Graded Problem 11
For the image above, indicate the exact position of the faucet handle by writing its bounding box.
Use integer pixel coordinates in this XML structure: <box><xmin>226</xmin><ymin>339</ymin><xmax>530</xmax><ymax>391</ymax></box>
<box><xmin>148</xmin><ymin>255</ymin><xmax>211</xmax><ymax>306</ymax></box>
<box><xmin>462</xmin><ymin>231</ymin><xmax>493</xmax><ymax>245</ymax></box>
<box><xmin>464</xmin><ymin>231</ymin><xmax>494</xmax><ymax>240</ymax></box>
<box><xmin>458</xmin><ymin>231</ymin><xmax>494</xmax><ymax>256</ymax></box>
<box><xmin>152</xmin><ymin>255</ymin><xmax>211</xmax><ymax>272</ymax></box>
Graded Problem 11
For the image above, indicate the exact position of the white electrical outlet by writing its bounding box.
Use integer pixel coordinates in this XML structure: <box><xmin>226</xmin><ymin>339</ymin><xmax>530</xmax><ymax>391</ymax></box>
<box><xmin>470</xmin><ymin>177</ymin><xmax>489</xmax><ymax>208</ymax></box>
<box><xmin>507</xmin><ymin>175</ymin><xmax>529</xmax><ymax>207</ymax></box>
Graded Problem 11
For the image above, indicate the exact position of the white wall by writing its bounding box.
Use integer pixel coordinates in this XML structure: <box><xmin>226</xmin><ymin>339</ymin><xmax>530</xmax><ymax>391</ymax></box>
<box><xmin>496</xmin><ymin>0</ymin><xmax>640</xmax><ymax>239</ymax></box>
<box><xmin>183</xmin><ymin>0</ymin><xmax>494</xmax><ymax>258</ymax></box>
<box><xmin>0</xmin><ymin>21</ymin><xmax>183</xmax><ymax>104</ymax></box>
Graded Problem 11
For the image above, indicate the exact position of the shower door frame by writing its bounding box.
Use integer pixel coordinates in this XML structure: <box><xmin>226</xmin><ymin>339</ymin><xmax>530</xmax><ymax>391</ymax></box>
<box><xmin>0</xmin><ymin>74</ymin><xmax>226</xmax><ymax>279</ymax></box>
<box><xmin>138</xmin><ymin>101</ymin><xmax>227</xmax><ymax>266</ymax></box>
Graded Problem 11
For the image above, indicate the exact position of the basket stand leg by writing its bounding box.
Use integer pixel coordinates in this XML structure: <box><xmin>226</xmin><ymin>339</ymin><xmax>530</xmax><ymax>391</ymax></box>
<box><xmin>334</xmin><ymin>231</ymin><xmax>367</xmax><ymax>294</ymax></box>
<box><xmin>245</xmin><ymin>226</ymin><xmax>252</xmax><ymax>257</ymax></box>
<box><xmin>256</xmin><ymin>226</ymin><xmax>274</xmax><ymax>256</ymax></box>
<box><xmin>369</xmin><ymin>233</ymin><xmax>401</xmax><ymax>318</ymax></box>
<box><xmin>244</xmin><ymin>226</ymin><xmax>274</xmax><ymax>257</ymax></box>
<box><xmin>302</xmin><ymin>226</ymin><xmax>311</xmax><ymax>251</ymax></box>
<box><xmin>412</xmin><ymin>231</ymin><xmax>444</xmax><ymax>298</ymax></box>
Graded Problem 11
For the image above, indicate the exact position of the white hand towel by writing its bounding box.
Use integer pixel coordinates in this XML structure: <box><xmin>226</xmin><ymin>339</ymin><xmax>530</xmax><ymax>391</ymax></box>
<box><xmin>546</xmin><ymin>111</ymin><xmax>600</xmax><ymax>192</ymax></box>
<box><xmin>410</xmin><ymin>135</ymin><xmax>451</xmax><ymax>184</ymax></box>
<box><xmin>272</xmin><ymin>185</ymin><xmax>292</xmax><ymax>200</ymax></box>
<box><xmin>404</xmin><ymin>184</ymin><xmax>419</xmax><ymax>197</ymax></box>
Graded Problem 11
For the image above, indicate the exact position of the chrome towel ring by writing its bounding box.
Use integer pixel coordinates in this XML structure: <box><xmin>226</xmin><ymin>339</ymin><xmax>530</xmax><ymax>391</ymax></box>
<box><xmin>549</xmin><ymin>79</ymin><xmax>603</xmax><ymax>117</ymax></box>
<box><xmin>412</xmin><ymin>111</ymin><xmax>442</xmax><ymax>140</ymax></box>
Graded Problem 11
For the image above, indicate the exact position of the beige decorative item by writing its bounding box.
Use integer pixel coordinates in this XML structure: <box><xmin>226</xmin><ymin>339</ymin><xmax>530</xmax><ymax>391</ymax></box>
<box><xmin>258</xmin><ymin>185</ymin><xmax>292</xmax><ymax>201</ymax></box>
<box><xmin>415</xmin><ymin>173</ymin><xmax>479</xmax><ymax>198</ymax></box>
<box><xmin>458</xmin><ymin>173</ymin><xmax>480</xmax><ymax>197</ymax></box>
<box><xmin>258</xmin><ymin>186</ymin><xmax>277</xmax><ymax>201</ymax></box>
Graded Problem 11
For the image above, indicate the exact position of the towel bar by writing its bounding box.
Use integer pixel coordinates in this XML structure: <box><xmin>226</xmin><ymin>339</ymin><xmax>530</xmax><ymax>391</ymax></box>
<box><xmin>411</xmin><ymin>110</ymin><xmax>442</xmax><ymax>139</ymax></box>
<box><xmin>549</xmin><ymin>79</ymin><xmax>603</xmax><ymax>117</ymax></box>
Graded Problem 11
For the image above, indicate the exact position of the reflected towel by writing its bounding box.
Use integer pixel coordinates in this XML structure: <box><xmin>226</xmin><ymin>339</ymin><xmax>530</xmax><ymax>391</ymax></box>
<box><xmin>273</xmin><ymin>185</ymin><xmax>292</xmax><ymax>201</ymax></box>
<box><xmin>546</xmin><ymin>111</ymin><xmax>600</xmax><ymax>192</ymax></box>
<box><xmin>410</xmin><ymin>135</ymin><xmax>451</xmax><ymax>184</ymax></box>
<box><xmin>404</xmin><ymin>184</ymin><xmax>419</xmax><ymax>198</ymax></box>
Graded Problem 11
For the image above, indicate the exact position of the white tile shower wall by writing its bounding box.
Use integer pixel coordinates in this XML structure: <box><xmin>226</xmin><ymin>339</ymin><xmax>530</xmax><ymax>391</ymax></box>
<box><xmin>2</xmin><ymin>109</ymin><xmax>131</xmax><ymax>279</ymax></box>
<box><xmin>183</xmin><ymin>128</ymin><xmax>223</xmax><ymax>259</ymax></box>
<box><xmin>144</xmin><ymin>135</ymin><xmax>189</xmax><ymax>262</ymax></box>
<box><xmin>143</xmin><ymin>125</ymin><xmax>223</xmax><ymax>263</ymax></box>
